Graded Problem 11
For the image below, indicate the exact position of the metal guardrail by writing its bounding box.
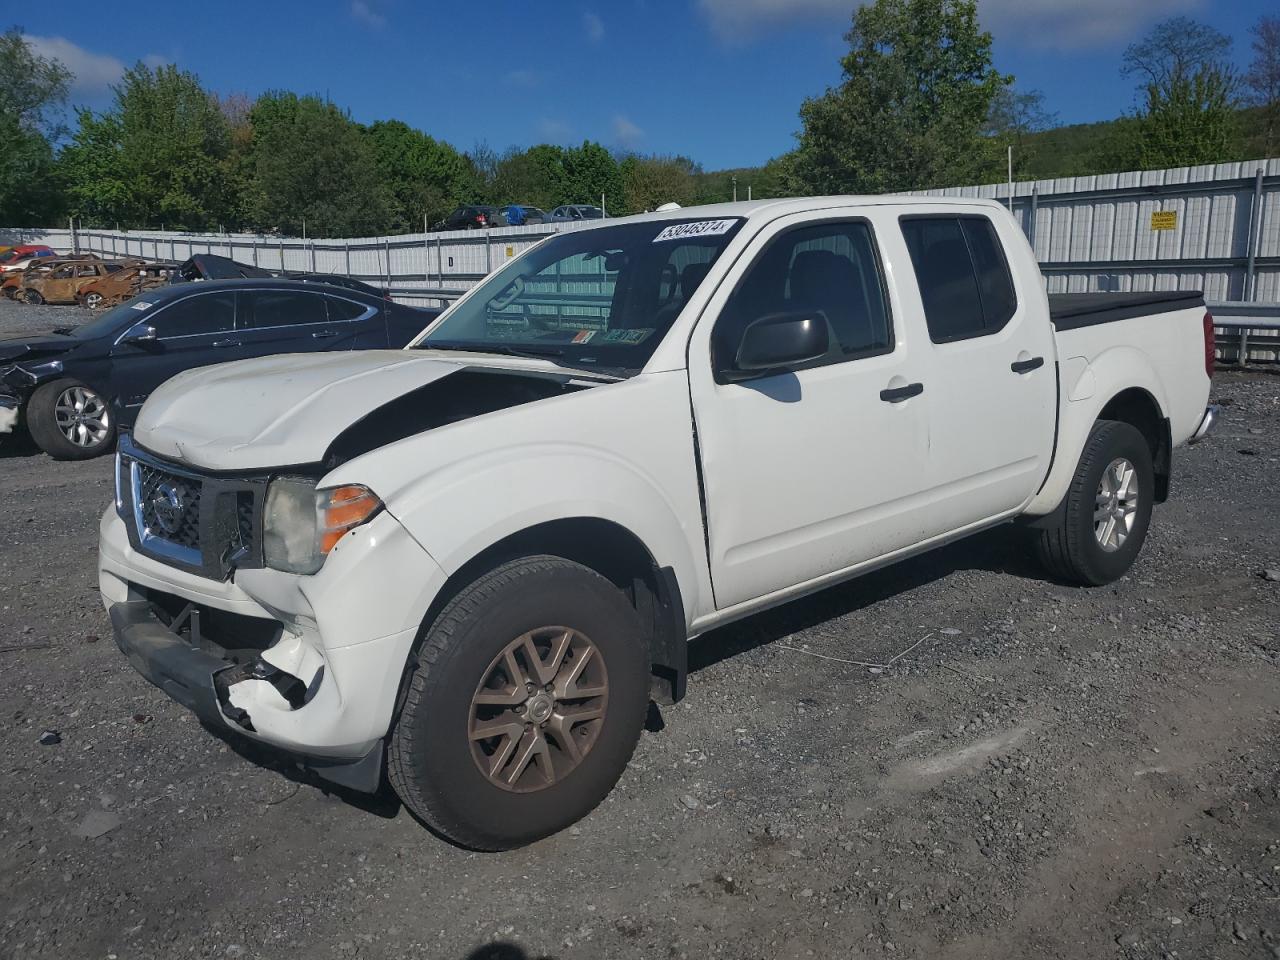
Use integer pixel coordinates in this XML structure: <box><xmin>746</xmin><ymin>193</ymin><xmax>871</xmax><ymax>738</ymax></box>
<box><xmin>1208</xmin><ymin>300</ymin><xmax>1280</xmax><ymax>365</ymax></box>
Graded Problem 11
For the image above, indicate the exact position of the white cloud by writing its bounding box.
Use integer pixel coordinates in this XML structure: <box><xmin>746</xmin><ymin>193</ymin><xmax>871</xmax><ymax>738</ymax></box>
<box><xmin>23</xmin><ymin>35</ymin><xmax>128</xmax><ymax>96</ymax></box>
<box><xmin>537</xmin><ymin>118</ymin><xmax>574</xmax><ymax>143</ymax></box>
<box><xmin>583</xmin><ymin>11</ymin><xmax>605</xmax><ymax>43</ymax></box>
<box><xmin>696</xmin><ymin>0</ymin><xmax>848</xmax><ymax>43</ymax></box>
<box><xmin>979</xmin><ymin>0</ymin><xmax>1202</xmax><ymax>50</ymax></box>
<box><xmin>612</xmin><ymin>114</ymin><xmax>645</xmax><ymax>148</ymax></box>
<box><xmin>506</xmin><ymin>69</ymin><xmax>541</xmax><ymax>88</ymax></box>
<box><xmin>696</xmin><ymin>0</ymin><xmax>1203</xmax><ymax>48</ymax></box>
<box><xmin>350</xmin><ymin>0</ymin><xmax>387</xmax><ymax>28</ymax></box>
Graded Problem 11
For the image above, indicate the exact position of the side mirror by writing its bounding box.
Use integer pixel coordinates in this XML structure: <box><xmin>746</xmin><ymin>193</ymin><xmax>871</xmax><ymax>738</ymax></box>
<box><xmin>726</xmin><ymin>311</ymin><xmax>829</xmax><ymax>380</ymax></box>
<box><xmin>120</xmin><ymin>322</ymin><xmax>157</xmax><ymax>345</ymax></box>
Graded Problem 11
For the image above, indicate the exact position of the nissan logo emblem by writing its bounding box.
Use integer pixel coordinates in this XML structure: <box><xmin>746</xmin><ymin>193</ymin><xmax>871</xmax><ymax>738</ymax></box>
<box><xmin>150</xmin><ymin>482</ymin><xmax>187</xmax><ymax>535</ymax></box>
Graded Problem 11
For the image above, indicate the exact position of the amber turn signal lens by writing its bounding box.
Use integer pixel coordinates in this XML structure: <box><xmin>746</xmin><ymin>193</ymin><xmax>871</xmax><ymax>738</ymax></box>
<box><xmin>318</xmin><ymin>485</ymin><xmax>381</xmax><ymax>554</ymax></box>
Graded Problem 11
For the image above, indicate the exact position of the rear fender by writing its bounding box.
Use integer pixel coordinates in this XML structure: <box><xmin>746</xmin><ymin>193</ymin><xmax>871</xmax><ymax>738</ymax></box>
<box><xmin>1027</xmin><ymin>346</ymin><xmax>1169</xmax><ymax>516</ymax></box>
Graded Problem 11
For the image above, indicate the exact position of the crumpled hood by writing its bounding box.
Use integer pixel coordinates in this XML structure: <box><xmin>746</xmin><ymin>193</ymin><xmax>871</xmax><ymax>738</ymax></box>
<box><xmin>0</xmin><ymin>334</ymin><xmax>78</xmax><ymax>365</ymax></box>
<box><xmin>133</xmin><ymin>350</ymin><xmax>465</xmax><ymax>470</ymax></box>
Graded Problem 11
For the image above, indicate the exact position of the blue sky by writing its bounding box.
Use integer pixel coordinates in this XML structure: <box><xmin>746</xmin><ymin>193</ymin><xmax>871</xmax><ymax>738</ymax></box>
<box><xmin>13</xmin><ymin>0</ymin><xmax>1275</xmax><ymax>171</ymax></box>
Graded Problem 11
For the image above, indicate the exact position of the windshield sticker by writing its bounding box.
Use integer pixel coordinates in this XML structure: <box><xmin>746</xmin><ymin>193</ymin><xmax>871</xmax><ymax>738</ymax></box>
<box><xmin>131</xmin><ymin>301</ymin><xmax>153</xmax><ymax>310</ymax></box>
<box><xmin>652</xmin><ymin>219</ymin><xmax>737</xmax><ymax>243</ymax></box>
<box><xmin>601</xmin><ymin>328</ymin><xmax>654</xmax><ymax>345</ymax></box>
<box><xmin>571</xmin><ymin>330</ymin><xmax>596</xmax><ymax>344</ymax></box>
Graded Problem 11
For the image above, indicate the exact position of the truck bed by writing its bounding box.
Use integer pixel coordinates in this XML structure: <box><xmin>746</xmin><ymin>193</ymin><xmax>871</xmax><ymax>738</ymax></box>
<box><xmin>1048</xmin><ymin>291</ymin><xmax>1205</xmax><ymax>331</ymax></box>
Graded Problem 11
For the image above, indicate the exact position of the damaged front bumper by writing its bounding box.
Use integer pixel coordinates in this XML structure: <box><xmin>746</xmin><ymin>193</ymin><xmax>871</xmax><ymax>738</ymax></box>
<box><xmin>99</xmin><ymin>507</ymin><xmax>448</xmax><ymax>792</ymax></box>
<box><xmin>108</xmin><ymin>598</ymin><xmax>383</xmax><ymax>791</ymax></box>
<box><xmin>0</xmin><ymin>392</ymin><xmax>17</xmax><ymax>436</ymax></box>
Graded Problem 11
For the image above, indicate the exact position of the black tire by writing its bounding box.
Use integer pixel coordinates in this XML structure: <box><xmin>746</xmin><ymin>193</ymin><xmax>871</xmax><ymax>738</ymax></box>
<box><xmin>388</xmin><ymin>556</ymin><xmax>649</xmax><ymax>850</ymax></box>
<box><xmin>1035</xmin><ymin>419</ymin><xmax>1154</xmax><ymax>586</ymax></box>
<box><xmin>26</xmin><ymin>378</ymin><xmax>116</xmax><ymax>460</ymax></box>
<box><xmin>23</xmin><ymin>289</ymin><xmax>43</xmax><ymax>305</ymax></box>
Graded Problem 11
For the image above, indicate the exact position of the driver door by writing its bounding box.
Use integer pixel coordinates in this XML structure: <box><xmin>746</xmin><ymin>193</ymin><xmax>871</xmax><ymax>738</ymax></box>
<box><xmin>687</xmin><ymin>213</ymin><xmax>934</xmax><ymax>610</ymax></box>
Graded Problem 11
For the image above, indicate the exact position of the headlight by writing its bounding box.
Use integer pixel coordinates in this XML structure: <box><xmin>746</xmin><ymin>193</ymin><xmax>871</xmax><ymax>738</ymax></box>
<box><xmin>263</xmin><ymin>478</ymin><xmax>383</xmax><ymax>575</ymax></box>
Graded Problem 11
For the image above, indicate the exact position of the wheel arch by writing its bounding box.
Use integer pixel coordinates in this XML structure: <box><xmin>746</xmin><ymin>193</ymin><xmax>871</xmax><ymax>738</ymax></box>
<box><xmin>411</xmin><ymin>517</ymin><xmax>688</xmax><ymax>706</ymax></box>
<box><xmin>1097</xmin><ymin>387</ymin><xmax>1171</xmax><ymax>503</ymax></box>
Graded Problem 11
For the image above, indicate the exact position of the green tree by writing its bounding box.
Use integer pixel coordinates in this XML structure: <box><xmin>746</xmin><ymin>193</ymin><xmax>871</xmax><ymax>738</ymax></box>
<box><xmin>245</xmin><ymin>92</ymin><xmax>391</xmax><ymax>236</ymax></box>
<box><xmin>1108</xmin><ymin>17</ymin><xmax>1242</xmax><ymax>169</ymax></box>
<box><xmin>60</xmin><ymin>63</ymin><xmax>233</xmax><ymax>228</ymax></box>
<box><xmin>0</xmin><ymin>27</ymin><xmax>71</xmax><ymax>225</ymax></box>
<box><xmin>489</xmin><ymin>145</ymin><xmax>569</xmax><ymax>210</ymax></box>
<box><xmin>560</xmin><ymin>141</ymin><xmax>623</xmax><ymax>213</ymax></box>
<box><xmin>984</xmin><ymin>87</ymin><xmax>1057</xmax><ymax>175</ymax></box>
<box><xmin>366</xmin><ymin>119</ymin><xmax>479</xmax><ymax>231</ymax></box>
<box><xmin>792</xmin><ymin>0</ymin><xmax>1008</xmax><ymax>195</ymax></box>
<box><xmin>1244</xmin><ymin>15</ymin><xmax>1280</xmax><ymax>154</ymax></box>
<box><xmin>619</xmin><ymin>155</ymin><xmax>700</xmax><ymax>213</ymax></box>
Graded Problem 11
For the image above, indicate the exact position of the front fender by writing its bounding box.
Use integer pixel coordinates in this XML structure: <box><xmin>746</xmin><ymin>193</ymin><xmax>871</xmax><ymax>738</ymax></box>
<box><xmin>1027</xmin><ymin>345</ymin><xmax>1169</xmax><ymax>515</ymax></box>
<box><xmin>367</xmin><ymin>443</ymin><xmax>706</xmax><ymax>627</ymax></box>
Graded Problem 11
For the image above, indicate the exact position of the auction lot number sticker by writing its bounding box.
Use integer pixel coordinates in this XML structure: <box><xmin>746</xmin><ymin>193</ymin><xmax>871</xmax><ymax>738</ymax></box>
<box><xmin>653</xmin><ymin>219</ymin><xmax>738</xmax><ymax>242</ymax></box>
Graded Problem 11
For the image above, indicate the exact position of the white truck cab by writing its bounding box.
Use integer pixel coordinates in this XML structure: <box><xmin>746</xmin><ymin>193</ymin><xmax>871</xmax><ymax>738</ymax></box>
<box><xmin>99</xmin><ymin>197</ymin><xmax>1217</xmax><ymax>848</ymax></box>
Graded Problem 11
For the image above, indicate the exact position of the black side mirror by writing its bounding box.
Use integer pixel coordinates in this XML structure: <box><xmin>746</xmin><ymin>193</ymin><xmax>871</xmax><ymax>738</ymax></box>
<box><xmin>725</xmin><ymin>311</ymin><xmax>829</xmax><ymax>381</ymax></box>
<box><xmin>120</xmin><ymin>322</ymin><xmax>157</xmax><ymax>345</ymax></box>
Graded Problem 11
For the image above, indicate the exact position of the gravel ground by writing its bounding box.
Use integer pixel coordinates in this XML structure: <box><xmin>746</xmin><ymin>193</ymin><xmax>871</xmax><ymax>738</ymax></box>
<box><xmin>1</xmin><ymin>299</ymin><xmax>1278</xmax><ymax>960</ymax></box>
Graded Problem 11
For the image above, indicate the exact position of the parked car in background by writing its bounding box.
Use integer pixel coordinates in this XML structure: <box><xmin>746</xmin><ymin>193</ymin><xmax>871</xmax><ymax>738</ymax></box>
<box><xmin>548</xmin><ymin>204</ymin><xmax>605</xmax><ymax>222</ymax></box>
<box><xmin>172</xmin><ymin>254</ymin><xmax>274</xmax><ymax>283</ymax></box>
<box><xmin>0</xmin><ymin>247</ymin><xmax>58</xmax><ymax>275</ymax></box>
<box><xmin>287</xmin><ymin>273</ymin><xmax>391</xmax><ymax>299</ymax></box>
<box><xmin>96</xmin><ymin>198</ymin><xmax>1215</xmax><ymax>848</ymax></box>
<box><xmin>499</xmin><ymin>205</ymin><xmax>548</xmax><ymax>226</ymax></box>
<box><xmin>19</xmin><ymin>259</ymin><xmax>135</xmax><ymax>305</ymax></box>
<box><xmin>77</xmin><ymin>262</ymin><xmax>177</xmax><ymax>309</ymax></box>
<box><xmin>434</xmin><ymin>206</ymin><xmax>500</xmax><ymax>230</ymax></box>
<box><xmin>3</xmin><ymin>256</ymin><xmax>99</xmax><ymax>300</ymax></box>
<box><xmin>0</xmin><ymin>278</ymin><xmax>437</xmax><ymax>459</ymax></box>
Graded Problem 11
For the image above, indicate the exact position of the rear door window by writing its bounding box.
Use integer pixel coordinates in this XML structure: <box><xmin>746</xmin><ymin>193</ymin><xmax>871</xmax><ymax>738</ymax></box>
<box><xmin>243</xmin><ymin>290</ymin><xmax>329</xmax><ymax>329</ymax></box>
<box><xmin>153</xmin><ymin>293</ymin><xmax>236</xmax><ymax>338</ymax></box>
<box><xmin>326</xmin><ymin>296</ymin><xmax>370</xmax><ymax>322</ymax></box>
<box><xmin>900</xmin><ymin>215</ymin><xmax>1017</xmax><ymax>343</ymax></box>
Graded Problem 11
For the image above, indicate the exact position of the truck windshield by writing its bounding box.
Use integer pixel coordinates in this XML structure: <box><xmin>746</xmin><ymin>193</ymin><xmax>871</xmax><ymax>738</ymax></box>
<box><xmin>417</xmin><ymin>217</ymin><xmax>744</xmax><ymax>374</ymax></box>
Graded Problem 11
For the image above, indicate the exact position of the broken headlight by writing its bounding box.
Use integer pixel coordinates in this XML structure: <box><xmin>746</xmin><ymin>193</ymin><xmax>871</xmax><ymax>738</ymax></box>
<box><xmin>262</xmin><ymin>478</ymin><xmax>383</xmax><ymax>575</ymax></box>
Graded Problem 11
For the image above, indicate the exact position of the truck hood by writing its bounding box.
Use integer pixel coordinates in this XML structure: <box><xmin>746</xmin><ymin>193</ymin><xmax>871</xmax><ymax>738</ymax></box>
<box><xmin>132</xmin><ymin>349</ymin><xmax>600</xmax><ymax>472</ymax></box>
<box><xmin>134</xmin><ymin>351</ymin><xmax>467</xmax><ymax>471</ymax></box>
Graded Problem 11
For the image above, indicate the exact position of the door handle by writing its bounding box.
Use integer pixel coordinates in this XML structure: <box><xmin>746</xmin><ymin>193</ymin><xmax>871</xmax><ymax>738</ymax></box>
<box><xmin>1011</xmin><ymin>356</ymin><xmax>1045</xmax><ymax>374</ymax></box>
<box><xmin>211</xmin><ymin>338</ymin><xmax>241</xmax><ymax>349</ymax></box>
<box><xmin>310</xmin><ymin>329</ymin><xmax>341</xmax><ymax>339</ymax></box>
<box><xmin>880</xmin><ymin>382</ymin><xmax>924</xmax><ymax>403</ymax></box>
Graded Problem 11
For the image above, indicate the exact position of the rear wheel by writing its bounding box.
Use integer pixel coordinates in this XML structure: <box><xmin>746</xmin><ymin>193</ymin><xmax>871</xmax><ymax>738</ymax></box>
<box><xmin>26</xmin><ymin>378</ymin><xmax>115</xmax><ymax>460</ymax></box>
<box><xmin>388</xmin><ymin>556</ymin><xmax>649</xmax><ymax>850</ymax></box>
<box><xmin>81</xmin><ymin>291</ymin><xmax>104</xmax><ymax>309</ymax></box>
<box><xmin>1034</xmin><ymin>419</ymin><xmax>1153</xmax><ymax>586</ymax></box>
<box><xmin>23</xmin><ymin>289</ymin><xmax>43</xmax><ymax>305</ymax></box>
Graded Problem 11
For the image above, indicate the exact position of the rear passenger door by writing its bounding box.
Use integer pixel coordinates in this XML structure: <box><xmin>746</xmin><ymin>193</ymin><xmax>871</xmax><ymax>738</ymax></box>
<box><xmin>235</xmin><ymin>289</ymin><xmax>375</xmax><ymax>358</ymax></box>
<box><xmin>898</xmin><ymin>212</ymin><xmax>1057</xmax><ymax>527</ymax></box>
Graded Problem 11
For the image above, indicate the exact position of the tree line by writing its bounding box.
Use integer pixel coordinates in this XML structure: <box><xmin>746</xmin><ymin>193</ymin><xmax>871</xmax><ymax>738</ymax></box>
<box><xmin>2</xmin><ymin>2</ymin><xmax>1278</xmax><ymax>236</ymax></box>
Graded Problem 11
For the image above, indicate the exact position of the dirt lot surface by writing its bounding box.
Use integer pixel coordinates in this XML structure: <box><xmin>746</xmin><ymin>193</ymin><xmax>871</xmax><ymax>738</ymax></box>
<box><xmin>1</xmin><ymin>300</ymin><xmax>1278</xmax><ymax>960</ymax></box>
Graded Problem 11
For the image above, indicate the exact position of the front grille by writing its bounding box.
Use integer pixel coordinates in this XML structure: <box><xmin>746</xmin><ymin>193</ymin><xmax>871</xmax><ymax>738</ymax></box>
<box><xmin>136</xmin><ymin>462</ymin><xmax>203</xmax><ymax>552</ymax></box>
<box><xmin>118</xmin><ymin>435</ymin><xmax>268</xmax><ymax>579</ymax></box>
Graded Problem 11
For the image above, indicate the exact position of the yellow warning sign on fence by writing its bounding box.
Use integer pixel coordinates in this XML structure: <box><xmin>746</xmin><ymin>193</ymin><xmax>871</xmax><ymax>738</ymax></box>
<box><xmin>1151</xmin><ymin>211</ymin><xmax>1177</xmax><ymax>231</ymax></box>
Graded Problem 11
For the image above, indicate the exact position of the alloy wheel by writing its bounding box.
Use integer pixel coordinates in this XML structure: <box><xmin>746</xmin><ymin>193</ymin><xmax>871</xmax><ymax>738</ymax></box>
<box><xmin>1094</xmin><ymin>457</ymin><xmax>1139</xmax><ymax>552</ymax></box>
<box><xmin>469</xmin><ymin>626</ymin><xmax>609</xmax><ymax>793</ymax></box>
<box><xmin>53</xmin><ymin>385</ymin><xmax>111</xmax><ymax>448</ymax></box>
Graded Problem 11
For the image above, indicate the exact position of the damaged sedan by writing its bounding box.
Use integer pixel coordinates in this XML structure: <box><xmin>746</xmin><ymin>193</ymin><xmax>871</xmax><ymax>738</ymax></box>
<box><xmin>1</xmin><ymin>277</ymin><xmax>436</xmax><ymax>459</ymax></box>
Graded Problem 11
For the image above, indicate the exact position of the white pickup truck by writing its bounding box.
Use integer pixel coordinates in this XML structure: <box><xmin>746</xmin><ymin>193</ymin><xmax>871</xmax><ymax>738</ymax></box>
<box><xmin>99</xmin><ymin>197</ymin><xmax>1217</xmax><ymax>849</ymax></box>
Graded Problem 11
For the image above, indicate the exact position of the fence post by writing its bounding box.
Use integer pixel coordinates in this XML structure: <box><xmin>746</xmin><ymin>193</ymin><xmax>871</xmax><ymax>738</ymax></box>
<box><xmin>423</xmin><ymin>215</ymin><xmax>430</xmax><ymax>288</ymax></box>
<box><xmin>486</xmin><ymin>229</ymin><xmax>492</xmax><ymax>275</ymax></box>
<box><xmin>436</xmin><ymin>235</ymin><xmax>442</xmax><ymax>287</ymax></box>
<box><xmin>385</xmin><ymin>237</ymin><xmax>391</xmax><ymax>290</ymax></box>
<box><xmin>310</xmin><ymin>240</ymin><xmax>317</xmax><ymax>274</ymax></box>
<box><xmin>279</xmin><ymin>240</ymin><xmax>285</xmax><ymax>272</ymax></box>
<box><xmin>345</xmin><ymin>240</ymin><xmax>351</xmax><ymax>278</ymax></box>
<box><xmin>1244</xmin><ymin>168</ymin><xmax>1264</xmax><ymax>302</ymax></box>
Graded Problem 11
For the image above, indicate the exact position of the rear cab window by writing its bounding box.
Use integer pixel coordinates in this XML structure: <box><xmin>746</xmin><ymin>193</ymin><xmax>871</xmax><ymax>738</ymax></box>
<box><xmin>900</xmin><ymin>215</ymin><xmax>1017</xmax><ymax>343</ymax></box>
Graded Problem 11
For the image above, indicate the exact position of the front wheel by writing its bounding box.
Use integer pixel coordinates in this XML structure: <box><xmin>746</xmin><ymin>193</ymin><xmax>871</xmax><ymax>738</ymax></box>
<box><xmin>26</xmin><ymin>378</ymin><xmax>116</xmax><ymax>460</ymax></box>
<box><xmin>388</xmin><ymin>556</ymin><xmax>650</xmax><ymax>850</ymax></box>
<box><xmin>81</xmin><ymin>291</ymin><xmax>104</xmax><ymax>309</ymax></box>
<box><xmin>23</xmin><ymin>289</ymin><xmax>43</xmax><ymax>305</ymax></box>
<box><xmin>1034</xmin><ymin>419</ymin><xmax>1154</xmax><ymax>586</ymax></box>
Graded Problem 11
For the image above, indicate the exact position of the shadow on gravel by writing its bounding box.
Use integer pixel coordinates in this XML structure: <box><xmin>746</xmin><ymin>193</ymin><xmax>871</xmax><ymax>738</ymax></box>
<box><xmin>690</xmin><ymin>525</ymin><xmax>1050</xmax><ymax>674</ymax></box>
<box><xmin>463</xmin><ymin>944</ymin><xmax>554</xmax><ymax>960</ymax></box>
<box><xmin>0</xmin><ymin>429</ymin><xmax>42</xmax><ymax>459</ymax></box>
<box><xmin>197</xmin><ymin>719</ymin><xmax>402</xmax><ymax>820</ymax></box>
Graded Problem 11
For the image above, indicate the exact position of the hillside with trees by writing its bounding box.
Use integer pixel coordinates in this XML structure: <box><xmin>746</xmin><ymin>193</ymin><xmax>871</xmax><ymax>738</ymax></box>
<box><xmin>1</xmin><ymin>7</ymin><xmax>1277</xmax><ymax>233</ymax></box>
